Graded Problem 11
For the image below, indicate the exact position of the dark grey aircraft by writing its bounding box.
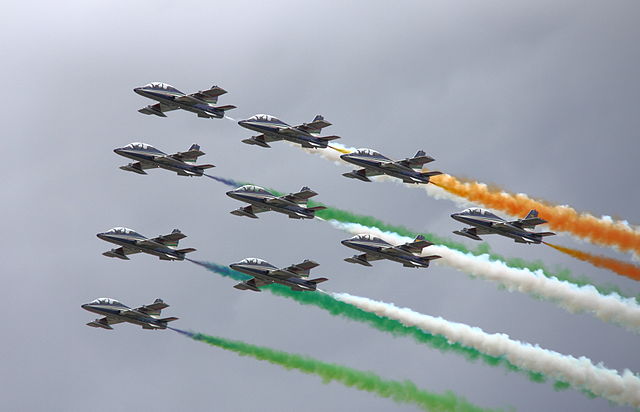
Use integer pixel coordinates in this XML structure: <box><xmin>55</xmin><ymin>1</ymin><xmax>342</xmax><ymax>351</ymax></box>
<box><xmin>229</xmin><ymin>258</ymin><xmax>328</xmax><ymax>292</ymax></box>
<box><xmin>97</xmin><ymin>227</ymin><xmax>196</xmax><ymax>260</ymax></box>
<box><xmin>238</xmin><ymin>114</ymin><xmax>340</xmax><ymax>148</ymax></box>
<box><xmin>82</xmin><ymin>298</ymin><xmax>178</xmax><ymax>330</ymax></box>
<box><xmin>134</xmin><ymin>82</ymin><xmax>236</xmax><ymax>118</ymax></box>
<box><xmin>340</xmin><ymin>148</ymin><xmax>442</xmax><ymax>184</ymax></box>
<box><xmin>114</xmin><ymin>142</ymin><xmax>214</xmax><ymax>176</ymax></box>
<box><xmin>342</xmin><ymin>234</ymin><xmax>442</xmax><ymax>268</ymax></box>
<box><xmin>451</xmin><ymin>208</ymin><xmax>556</xmax><ymax>244</ymax></box>
<box><xmin>226</xmin><ymin>185</ymin><xmax>326</xmax><ymax>219</ymax></box>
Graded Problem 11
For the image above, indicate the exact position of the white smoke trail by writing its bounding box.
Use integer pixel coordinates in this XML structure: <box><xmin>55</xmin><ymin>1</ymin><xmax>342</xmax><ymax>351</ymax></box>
<box><xmin>331</xmin><ymin>292</ymin><xmax>640</xmax><ymax>408</ymax></box>
<box><xmin>333</xmin><ymin>221</ymin><xmax>640</xmax><ymax>333</ymax></box>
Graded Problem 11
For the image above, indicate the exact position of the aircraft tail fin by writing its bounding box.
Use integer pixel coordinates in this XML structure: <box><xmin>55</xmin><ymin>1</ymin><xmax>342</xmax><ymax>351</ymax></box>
<box><xmin>524</xmin><ymin>210</ymin><xmax>538</xmax><ymax>220</ymax></box>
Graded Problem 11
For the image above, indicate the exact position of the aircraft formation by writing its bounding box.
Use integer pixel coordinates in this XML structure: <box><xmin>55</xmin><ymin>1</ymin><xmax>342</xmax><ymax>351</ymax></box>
<box><xmin>86</xmin><ymin>81</ymin><xmax>555</xmax><ymax>327</ymax></box>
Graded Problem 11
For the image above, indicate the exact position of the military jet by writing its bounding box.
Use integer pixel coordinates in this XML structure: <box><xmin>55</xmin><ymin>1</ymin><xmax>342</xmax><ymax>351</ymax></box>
<box><xmin>451</xmin><ymin>208</ymin><xmax>556</xmax><ymax>244</ymax></box>
<box><xmin>114</xmin><ymin>142</ymin><xmax>214</xmax><ymax>176</ymax></box>
<box><xmin>226</xmin><ymin>185</ymin><xmax>326</xmax><ymax>219</ymax></box>
<box><xmin>134</xmin><ymin>82</ymin><xmax>236</xmax><ymax>118</ymax></box>
<box><xmin>82</xmin><ymin>298</ymin><xmax>178</xmax><ymax>330</ymax></box>
<box><xmin>238</xmin><ymin>114</ymin><xmax>340</xmax><ymax>149</ymax></box>
<box><xmin>342</xmin><ymin>234</ymin><xmax>442</xmax><ymax>268</ymax></box>
<box><xmin>229</xmin><ymin>258</ymin><xmax>328</xmax><ymax>292</ymax></box>
<box><xmin>340</xmin><ymin>148</ymin><xmax>442</xmax><ymax>184</ymax></box>
<box><xmin>97</xmin><ymin>227</ymin><xmax>196</xmax><ymax>260</ymax></box>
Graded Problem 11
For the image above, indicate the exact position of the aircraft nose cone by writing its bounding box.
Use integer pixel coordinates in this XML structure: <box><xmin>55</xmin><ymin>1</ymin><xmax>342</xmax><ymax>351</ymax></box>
<box><xmin>229</xmin><ymin>263</ymin><xmax>239</xmax><ymax>270</ymax></box>
<box><xmin>340</xmin><ymin>240</ymin><xmax>349</xmax><ymax>246</ymax></box>
<box><xmin>225</xmin><ymin>190</ymin><xmax>234</xmax><ymax>197</ymax></box>
<box><xmin>113</xmin><ymin>148</ymin><xmax>124</xmax><ymax>154</ymax></box>
<box><xmin>81</xmin><ymin>304</ymin><xmax>89</xmax><ymax>309</ymax></box>
<box><xmin>96</xmin><ymin>233</ymin><xmax>105</xmax><ymax>239</ymax></box>
<box><xmin>133</xmin><ymin>87</ymin><xmax>143</xmax><ymax>94</ymax></box>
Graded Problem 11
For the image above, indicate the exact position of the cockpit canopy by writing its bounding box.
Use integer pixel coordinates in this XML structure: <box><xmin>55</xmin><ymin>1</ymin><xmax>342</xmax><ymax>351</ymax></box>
<box><xmin>89</xmin><ymin>298</ymin><xmax>125</xmax><ymax>306</ymax></box>
<box><xmin>354</xmin><ymin>148</ymin><xmax>389</xmax><ymax>159</ymax></box>
<box><xmin>238</xmin><ymin>258</ymin><xmax>274</xmax><ymax>267</ymax></box>
<box><xmin>235</xmin><ymin>185</ymin><xmax>271</xmax><ymax>195</ymax></box>
<box><xmin>351</xmin><ymin>234</ymin><xmax>383</xmax><ymax>242</ymax></box>
<box><xmin>142</xmin><ymin>82</ymin><xmax>182</xmax><ymax>93</ymax></box>
<box><xmin>247</xmin><ymin>114</ymin><xmax>286</xmax><ymax>124</ymax></box>
<box><xmin>122</xmin><ymin>142</ymin><xmax>162</xmax><ymax>153</ymax></box>
<box><xmin>460</xmin><ymin>208</ymin><xmax>502</xmax><ymax>220</ymax></box>
<box><xmin>104</xmin><ymin>227</ymin><xmax>144</xmax><ymax>237</ymax></box>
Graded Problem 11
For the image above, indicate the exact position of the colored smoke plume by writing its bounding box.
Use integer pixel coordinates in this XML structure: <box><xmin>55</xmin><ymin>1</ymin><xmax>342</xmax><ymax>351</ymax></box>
<box><xmin>430</xmin><ymin>174</ymin><xmax>640</xmax><ymax>255</ymax></box>
<box><xmin>174</xmin><ymin>329</ymin><xmax>498</xmax><ymax>412</ymax></box>
<box><xmin>544</xmin><ymin>242</ymin><xmax>640</xmax><ymax>282</ymax></box>
<box><xmin>332</xmin><ymin>293</ymin><xmax>640</xmax><ymax>409</ymax></box>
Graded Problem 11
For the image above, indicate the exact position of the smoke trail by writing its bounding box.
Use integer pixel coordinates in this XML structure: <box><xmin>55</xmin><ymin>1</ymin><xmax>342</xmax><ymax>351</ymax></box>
<box><xmin>190</xmin><ymin>260</ymin><xmax>550</xmax><ymax>384</ymax></box>
<box><xmin>430</xmin><ymin>174</ymin><xmax>640</xmax><ymax>255</ymax></box>
<box><xmin>307</xmin><ymin>200</ymin><xmax>640</xmax><ymax>303</ymax></box>
<box><xmin>544</xmin><ymin>242</ymin><xmax>640</xmax><ymax>282</ymax></box>
<box><xmin>190</xmin><ymin>261</ymin><xmax>640</xmax><ymax>404</ymax></box>
<box><xmin>203</xmin><ymin>174</ymin><xmax>243</xmax><ymax>187</ymax></box>
<box><xmin>331</xmin><ymin>293</ymin><xmax>640</xmax><ymax>409</ymax></box>
<box><xmin>333</xmin><ymin>221</ymin><xmax>640</xmax><ymax>333</ymax></box>
<box><xmin>173</xmin><ymin>329</ymin><xmax>498</xmax><ymax>412</ymax></box>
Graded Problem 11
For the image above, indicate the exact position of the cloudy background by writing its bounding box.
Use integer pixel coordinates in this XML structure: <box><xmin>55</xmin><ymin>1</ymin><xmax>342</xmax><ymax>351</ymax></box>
<box><xmin>2</xmin><ymin>1</ymin><xmax>639</xmax><ymax>410</ymax></box>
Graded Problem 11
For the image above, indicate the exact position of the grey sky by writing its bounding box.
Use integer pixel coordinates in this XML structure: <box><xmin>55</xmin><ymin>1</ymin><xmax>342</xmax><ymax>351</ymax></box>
<box><xmin>2</xmin><ymin>1</ymin><xmax>640</xmax><ymax>411</ymax></box>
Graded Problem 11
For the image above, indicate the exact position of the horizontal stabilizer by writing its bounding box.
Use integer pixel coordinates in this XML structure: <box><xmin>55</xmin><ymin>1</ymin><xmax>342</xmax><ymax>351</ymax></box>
<box><xmin>158</xmin><ymin>317</ymin><xmax>179</xmax><ymax>323</ymax></box>
<box><xmin>215</xmin><ymin>105</ymin><xmax>236</xmax><ymax>111</ymax></box>
<box><xmin>318</xmin><ymin>135</ymin><xmax>341</xmax><ymax>142</ymax></box>
<box><xmin>517</xmin><ymin>217</ymin><xmax>547</xmax><ymax>227</ymax></box>
<box><xmin>195</xmin><ymin>164</ymin><xmax>215</xmax><ymax>170</ymax></box>
<box><xmin>419</xmin><ymin>170</ymin><xmax>443</xmax><ymax>177</ymax></box>
<box><xmin>307</xmin><ymin>206</ymin><xmax>327</xmax><ymax>212</ymax></box>
<box><xmin>308</xmin><ymin>277</ymin><xmax>328</xmax><ymax>284</ymax></box>
<box><xmin>423</xmin><ymin>255</ymin><xmax>442</xmax><ymax>261</ymax></box>
<box><xmin>176</xmin><ymin>248</ymin><xmax>196</xmax><ymax>254</ymax></box>
<box><xmin>536</xmin><ymin>232</ymin><xmax>556</xmax><ymax>237</ymax></box>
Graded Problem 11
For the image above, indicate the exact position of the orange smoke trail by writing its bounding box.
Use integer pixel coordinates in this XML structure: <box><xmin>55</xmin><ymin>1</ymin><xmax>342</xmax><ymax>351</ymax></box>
<box><xmin>544</xmin><ymin>242</ymin><xmax>640</xmax><ymax>282</ymax></box>
<box><xmin>431</xmin><ymin>174</ymin><xmax>640</xmax><ymax>255</ymax></box>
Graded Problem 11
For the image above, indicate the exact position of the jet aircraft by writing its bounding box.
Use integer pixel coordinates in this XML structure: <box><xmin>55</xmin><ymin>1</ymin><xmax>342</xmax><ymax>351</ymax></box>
<box><xmin>451</xmin><ymin>208</ymin><xmax>556</xmax><ymax>244</ymax></box>
<box><xmin>82</xmin><ymin>298</ymin><xmax>178</xmax><ymax>330</ymax></box>
<box><xmin>134</xmin><ymin>82</ymin><xmax>236</xmax><ymax>118</ymax></box>
<box><xmin>226</xmin><ymin>185</ymin><xmax>326</xmax><ymax>219</ymax></box>
<box><xmin>238</xmin><ymin>114</ymin><xmax>340</xmax><ymax>148</ymax></box>
<box><xmin>340</xmin><ymin>148</ymin><xmax>442</xmax><ymax>184</ymax></box>
<box><xmin>229</xmin><ymin>258</ymin><xmax>328</xmax><ymax>292</ymax></box>
<box><xmin>97</xmin><ymin>227</ymin><xmax>196</xmax><ymax>260</ymax></box>
<box><xmin>342</xmin><ymin>234</ymin><xmax>442</xmax><ymax>268</ymax></box>
<box><xmin>114</xmin><ymin>142</ymin><xmax>214</xmax><ymax>176</ymax></box>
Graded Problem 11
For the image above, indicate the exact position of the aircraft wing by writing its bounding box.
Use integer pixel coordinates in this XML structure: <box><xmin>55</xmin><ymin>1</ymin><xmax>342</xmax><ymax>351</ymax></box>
<box><xmin>139</xmin><ymin>103</ymin><xmax>178</xmax><ymax>116</ymax></box>
<box><xmin>296</xmin><ymin>118</ymin><xmax>332</xmax><ymax>134</ymax></box>
<box><xmin>146</xmin><ymin>229</ymin><xmax>186</xmax><ymax>247</ymax></box>
<box><xmin>396</xmin><ymin>151</ymin><xmax>436</xmax><ymax>169</ymax></box>
<box><xmin>188</xmin><ymin>86</ymin><xmax>228</xmax><ymax>104</ymax></box>
<box><xmin>87</xmin><ymin>316</ymin><xmax>123</xmax><ymax>329</ymax></box>
<box><xmin>170</xmin><ymin>144</ymin><xmax>205</xmax><ymax>163</ymax></box>
<box><xmin>268</xmin><ymin>187</ymin><xmax>319</xmax><ymax>206</ymax></box>
<box><xmin>102</xmin><ymin>246</ymin><xmax>141</xmax><ymax>260</ymax></box>
<box><xmin>511</xmin><ymin>217</ymin><xmax>548</xmax><ymax>228</ymax></box>
<box><xmin>395</xmin><ymin>236</ymin><xmax>434</xmax><ymax>254</ymax></box>
<box><xmin>119</xmin><ymin>161</ymin><xmax>158</xmax><ymax>175</ymax></box>
<box><xmin>234</xmin><ymin>277</ymin><xmax>271</xmax><ymax>291</ymax></box>
<box><xmin>277</xmin><ymin>259</ymin><xmax>320</xmax><ymax>278</ymax></box>
<box><xmin>135</xmin><ymin>299</ymin><xmax>169</xmax><ymax>316</ymax></box>
<box><xmin>344</xmin><ymin>253</ymin><xmax>382</xmax><ymax>266</ymax></box>
<box><xmin>230</xmin><ymin>205</ymin><xmax>270</xmax><ymax>218</ymax></box>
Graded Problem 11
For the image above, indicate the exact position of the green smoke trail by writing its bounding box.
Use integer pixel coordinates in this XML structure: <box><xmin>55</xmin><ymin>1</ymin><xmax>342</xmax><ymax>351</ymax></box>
<box><xmin>192</xmin><ymin>261</ymin><xmax>555</xmax><ymax>385</ymax></box>
<box><xmin>174</xmin><ymin>329</ymin><xmax>501</xmax><ymax>412</ymax></box>
<box><xmin>308</xmin><ymin>201</ymin><xmax>640</xmax><ymax>303</ymax></box>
